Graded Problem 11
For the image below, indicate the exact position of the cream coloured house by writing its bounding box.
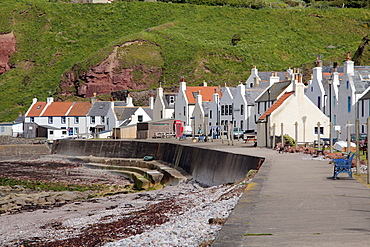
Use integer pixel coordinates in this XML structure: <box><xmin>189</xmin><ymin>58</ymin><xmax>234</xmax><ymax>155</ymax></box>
<box><xmin>257</xmin><ymin>76</ymin><xmax>329</xmax><ymax>147</ymax></box>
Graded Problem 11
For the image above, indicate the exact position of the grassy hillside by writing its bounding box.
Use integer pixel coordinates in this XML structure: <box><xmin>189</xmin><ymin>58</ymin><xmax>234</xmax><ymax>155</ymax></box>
<box><xmin>0</xmin><ymin>0</ymin><xmax>369</xmax><ymax>121</ymax></box>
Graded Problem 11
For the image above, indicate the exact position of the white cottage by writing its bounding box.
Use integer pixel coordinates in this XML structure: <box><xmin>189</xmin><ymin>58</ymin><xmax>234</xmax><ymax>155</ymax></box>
<box><xmin>257</xmin><ymin>76</ymin><xmax>329</xmax><ymax>147</ymax></box>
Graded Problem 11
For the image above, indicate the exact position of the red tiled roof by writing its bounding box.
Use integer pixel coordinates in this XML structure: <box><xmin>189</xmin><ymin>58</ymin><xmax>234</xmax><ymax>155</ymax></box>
<box><xmin>42</xmin><ymin>102</ymin><xmax>74</xmax><ymax>116</ymax></box>
<box><xmin>259</xmin><ymin>91</ymin><xmax>294</xmax><ymax>120</ymax></box>
<box><xmin>323</xmin><ymin>72</ymin><xmax>344</xmax><ymax>76</ymax></box>
<box><xmin>68</xmin><ymin>102</ymin><xmax>92</xmax><ymax>116</ymax></box>
<box><xmin>26</xmin><ymin>102</ymin><xmax>47</xmax><ymax>117</ymax></box>
<box><xmin>185</xmin><ymin>86</ymin><xmax>221</xmax><ymax>104</ymax></box>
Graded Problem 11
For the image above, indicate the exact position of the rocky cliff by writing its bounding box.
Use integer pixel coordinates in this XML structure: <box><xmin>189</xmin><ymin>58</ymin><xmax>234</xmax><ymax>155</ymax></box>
<box><xmin>58</xmin><ymin>40</ymin><xmax>164</xmax><ymax>99</ymax></box>
<box><xmin>0</xmin><ymin>31</ymin><xmax>16</xmax><ymax>75</ymax></box>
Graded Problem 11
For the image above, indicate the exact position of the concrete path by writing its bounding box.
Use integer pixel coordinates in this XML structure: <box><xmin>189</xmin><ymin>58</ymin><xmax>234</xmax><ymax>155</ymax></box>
<box><xmin>210</xmin><ymin>144</ymin><xmax>370</xmax><ymax>246</ymax></box>
<box><xmin>144</xmin><ymin>138</ymin><xmax>370</xmax><ymax>246</ymax></box>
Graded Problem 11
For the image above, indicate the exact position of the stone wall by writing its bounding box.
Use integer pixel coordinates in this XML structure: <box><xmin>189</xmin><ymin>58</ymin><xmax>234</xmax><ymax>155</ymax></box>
<box><xmin>52</xmin><ymin>140</ymin><xmax>264</xmax><ymax>186</ymax></box>
<box><xmin>0</xmin><ymin>144</ymin><xmax>50</xmax><ymax>160</ymax></box>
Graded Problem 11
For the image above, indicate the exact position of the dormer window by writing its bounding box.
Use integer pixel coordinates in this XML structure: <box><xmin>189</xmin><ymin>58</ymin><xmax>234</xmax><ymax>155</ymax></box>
<box><xmin>48</xmin><ymin>117</ymin><xmax>53</xmax><ymax>124</ymax></box>
<box><xmin>30</xmin><ymin>117</ymin><xmax>34</xmax><ymax>123</ymax></box>
<box><xmin>101</xmin><ymin>116</ymin><xmax>105</xmax><ymax>124</ymax></box>
<box><xmin>37</xmin><ymin>105</ymin><xmax>42</xmax><ymax>109</ymax></box>
<box><xmin>61</xmin><ymin>116</ymin><xmax>66</xmax><ymax>124</ymax></box>
<box><xmin>169</xmin><ymin>96</ymin><xmax>175</xmax><ymax>105</ymax></box>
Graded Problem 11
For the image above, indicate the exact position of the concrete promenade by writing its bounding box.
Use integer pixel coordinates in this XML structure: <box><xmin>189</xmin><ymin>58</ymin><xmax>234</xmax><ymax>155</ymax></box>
<box><xmin>161</xmin><ymin>138</ymin><xmax>370</xmax><ymax>246</ymax></box>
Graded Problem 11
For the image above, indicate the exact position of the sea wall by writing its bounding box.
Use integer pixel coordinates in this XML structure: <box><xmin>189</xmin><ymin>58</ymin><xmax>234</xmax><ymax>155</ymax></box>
<box><xmin>52</xmin><ymin>140</ymin><xmax>264</xmax><ymax>186</ymax></box>
<box><xmin>0</xmin><ymin>144</ymin><xmax>50</xmax><ymax>160</ymax></box>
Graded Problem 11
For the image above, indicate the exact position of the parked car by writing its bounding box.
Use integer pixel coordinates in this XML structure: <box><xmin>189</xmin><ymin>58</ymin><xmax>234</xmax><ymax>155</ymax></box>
<box><xmin>233</xmin><ymin>127</ymin><xmax>244</xmax><ymax>139</ymax></box>
<box><xmin>350</xmin><ymin>133</ymin><xmax>367</xmax><ymax>144</ymax></box>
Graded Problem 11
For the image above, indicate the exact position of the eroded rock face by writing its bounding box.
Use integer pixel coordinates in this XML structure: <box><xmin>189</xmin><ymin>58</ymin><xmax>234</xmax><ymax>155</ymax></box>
<box><xmin>59</xmin><ymin>40</ymin><xmax>164</xmax><ymax>98</ymax></box>
<box><xmin>0</xmin><ymin>31</ymin><xmax>16</xmax><ymax>75</ymax></box>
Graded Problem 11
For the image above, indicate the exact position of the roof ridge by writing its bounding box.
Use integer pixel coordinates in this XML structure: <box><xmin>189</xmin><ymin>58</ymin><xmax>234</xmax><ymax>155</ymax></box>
<box><xmin>259</xmin><ymin>91</ymin><xmax>294</xmax><ymax>121</ymax></box>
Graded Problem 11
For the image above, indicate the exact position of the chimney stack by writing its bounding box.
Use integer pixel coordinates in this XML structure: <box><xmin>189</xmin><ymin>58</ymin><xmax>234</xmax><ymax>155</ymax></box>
<box><xmin>126</xmin><ymin>93</ymin><xmax>134</xmax><ymax>107</ymax></box>
<box><xmin>91</xmin><ymin>92</ymin><xmax>97</xmax><ymax>105</ymax></box>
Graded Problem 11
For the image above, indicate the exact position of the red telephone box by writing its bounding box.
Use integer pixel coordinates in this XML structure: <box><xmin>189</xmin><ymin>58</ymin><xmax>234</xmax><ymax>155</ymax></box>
<box><xmin>174</xmin><ymin>120</ymin><xmax>183</xmax><ymax>137</ymax></box>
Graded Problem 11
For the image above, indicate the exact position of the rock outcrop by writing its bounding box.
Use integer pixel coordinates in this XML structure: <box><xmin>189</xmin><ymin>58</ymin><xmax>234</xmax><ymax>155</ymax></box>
<box><xmin>58</xmin><ymin>40</ymin><xmax>164</xmax><ymax>99</ymax></box>
<box><xmin>0</xmin><ymin>31</ymin><xmax>16</xmax><ymax>75</ymax></box>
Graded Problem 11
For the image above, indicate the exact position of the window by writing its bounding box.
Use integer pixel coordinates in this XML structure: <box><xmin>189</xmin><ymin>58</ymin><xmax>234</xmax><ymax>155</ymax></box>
<box><xmin>37</xmin><ymin>105</ymin><xmax>42</xmax><ymax>109</ymax></box>
<box><xmin>61</xmin><ymin>116</ymin><xmax>66</xmax><ymax>124</ymax></box>
<box><xmin>348</xmin><ymin>96</ymin><xmax>351</xmax><ymax>112</ymax></box>
<box><xmin>334</xmin><ymin>115</ymin><xmax>337</xmax><ymax>125</ymax></box>
<box><xmin>75</xmin><ymin>127</ymin><xmax>79</xmax><ymax>134</ymax></box>
<box><xmin>48</xmin><ymin>117</ymin><xmax>53</xmax><ymax>124</ymax></box>
<box><xmin>241</xmin><ymin>104</ymin><xmax>244</xmax><ymax>115</ymax></box>
<box><xmin>91</xmin><ymin>116</ymin><xmax>95</xmax><ymax>124</ymax></box>
<box><xmin>314</xmin><ymin>127</ymin><xmax>324</xmax><ymax>135</ymax></box>
<box><xmin>183</xmin><ymin>106</ymin><xmax>186</xmax><ymax>116</ymax></box>
<box><xmin>221</xmin><ymin>105</ymin><xmax>225</xmax><ymax>115</ymax></box>
<box><xmin>240</xmin><ymin>120</ymin><xmax>244</xmax><ymax>130</ymax></box>
<box><xmin>229</xmin><ymin>105</ymin><xmax>233</xmax><ymax>115</ymax></box>
<box><xmin>311</xmin><ymin>86</ymin><xmax>314</xmax><ymax>92</ymax></box>
<box><xmin>333</xmin><ymin>96</ymin><xmax>336</xmax><ymax>107</ymax></box>
<box><xmin>210</xmin><ymin>110</ymin><xmax>213</xmax><ymax>119</ymax></box>
<box><xmin>346</xmin><ymin>81</ymin><xmax>349</xmax><ymax>89</ymax></box>
<box><xmin>169</xmin><ymin>96</ymin><xmax>175</xmax><ymax>105</ymax></box>
<box><xmin>362</xmin><ymin>100</ymin><xmax>365</xmax><ymax>117</ymax></box>
<box><xmin>49</xmin><ymin>130</ymin><xmax>54</xmax><ymax>135</ymax></box>
<box><xmin>62</xmin><ymin>130</ymin><xmax>67</xmax><ymax>135</ymax></box>
<box><xmin>68</xmin><ymin>127</ymin><xmax>73</xmax><ymax>136</ymax></box>
<box><xmin>160</xmin><ymin>110</ymin><xmax>163</xmax><ymax>119</ymax></box>
<box><xmin>317</xmin><ymin>96</ymin><xmax>321</xmax><ymax>110</ymax></box>
<box><xmin>30</xmin><ymin>117</ymin><xmax>34</xmax><ymax>123</ymax></box>
<box><xmin>138</xmin><ymin>115</ymin><xmax>143</xmax><ymax>122</ymax></box>
<box><xmin>257</xmin><ymin>102</ymin><xmax>260</xmax><ymax>114</ymax></box>
<box><xmin>74</xmin><ymin>117</ymin><xmax>79</xmax><ymax>124</ymax></box>
<box><xmin>101</xmin><ymin>116</ymin><xmax>105</xmax><ymax>124</ymax></box>
<box><xmin>225</xmin><ymin>105</ymin><xmax>229</xmax><ymax>115</ymax></box>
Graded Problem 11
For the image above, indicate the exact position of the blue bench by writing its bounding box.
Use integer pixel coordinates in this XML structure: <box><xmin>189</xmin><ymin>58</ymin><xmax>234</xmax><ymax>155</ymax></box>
<box><xmin>332</xmin><ymin>152</ymin><xmax>355</xmax><ymax>179</ymax></box>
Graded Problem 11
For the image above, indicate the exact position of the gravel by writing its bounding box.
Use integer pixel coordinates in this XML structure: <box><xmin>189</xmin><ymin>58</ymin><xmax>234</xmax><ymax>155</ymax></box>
<box><xmin>0</xmin><ymin>178</ymin><xmax>250</xmax><ymax>247</ymax></box>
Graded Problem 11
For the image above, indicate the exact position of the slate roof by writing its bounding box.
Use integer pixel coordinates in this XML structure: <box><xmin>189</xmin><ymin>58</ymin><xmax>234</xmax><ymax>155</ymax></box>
<box><xmin>42</xmin><ymin>102</ymin><xmax>74</xmax><ymax>117</ymax></box>
<box><xmin>353</xmin><ymin>67</ymin><xmax>370</xmax><ymax>94</ymax></box>
<box><xmin>26</xmin><ymin>102</ymin><xmax>47</xmax><ymax>117</ymax></box>
<box><xmin>142</xmin><ymin>107</ymin><xmax>153</xmax><ymax>119</ymax></box>
<box><xmin>67</xmin><ymin>102</ymin><xmax>91</xmax><ymax>116</ymax></box>
<box><xmin>258</xmin><ymin>71</ymin><xmax>289</xmax><ymax>82</ymax></box>
<box><xmin>116</xmin><ymin>107</ymin><xmax>137</xmax><ymax>122</ymax></box>
<box><xmin>255</xmin><ymin>80</ymin><xmax>292</xmax><ymax>102</ymax></box>
<box><xmin>201</xmin><ymin>101</ymin><xmax>212</xmax><ymax>117</ymax></box>
<box><xmin>258</xmin><ymin>91</ymin><xmax>295</xmax><ymax>121</ymax></box>
<box><xmin>245</xmin><ymin>89</ymin><xmax>265</xmax><ymax>105</ymax></box>
<box><xmin>87</xmin><ymin>102</ymin><xmax>112</xmax><ymax>116</ymax></box>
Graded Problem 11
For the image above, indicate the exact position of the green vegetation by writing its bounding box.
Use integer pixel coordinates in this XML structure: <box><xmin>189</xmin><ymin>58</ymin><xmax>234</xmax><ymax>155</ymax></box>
<box><xmin>0</xmin><ymin>176</ymin><xmax>101</xmax><ymax>192</ymax></box>
<box><xmin>244</xmin><ymin>233</ymin><xmax>273</xmax><ymax>236</ymax></box>
<box><xmin>0</xmin><ymin>0</ymin><xmax>369</xmax><ymax>121</ymax></box>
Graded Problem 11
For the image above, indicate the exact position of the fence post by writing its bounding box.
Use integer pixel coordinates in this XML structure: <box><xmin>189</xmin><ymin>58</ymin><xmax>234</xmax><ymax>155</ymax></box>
<box><xmin>294</xmin><ymin>121</ymin><xmax>298</xmax><ymax>148</ymax></box>
<box><xmin>317</xmin><ymin>122</ymin><xmax>321</xmax><ymax>151</ymax></box>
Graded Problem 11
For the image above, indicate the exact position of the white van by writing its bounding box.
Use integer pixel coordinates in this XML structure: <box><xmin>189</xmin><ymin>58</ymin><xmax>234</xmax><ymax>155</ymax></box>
<box><xmin>183</xmin><ymin>125</ymin><xmax>192</xmax><ymax>136</ymax></box>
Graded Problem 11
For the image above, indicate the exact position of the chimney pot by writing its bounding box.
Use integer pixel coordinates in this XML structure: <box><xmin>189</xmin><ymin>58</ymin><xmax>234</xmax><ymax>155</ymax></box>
<box><xmin>346</xmin><ymin>52</ymin><xmax>351</xmax><ymax>61</ymax></box>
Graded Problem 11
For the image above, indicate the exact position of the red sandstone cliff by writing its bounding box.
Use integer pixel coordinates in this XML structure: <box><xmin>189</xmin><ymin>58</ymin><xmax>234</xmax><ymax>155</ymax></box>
<box><xmin>58</xmin><ymin>40</ymin><xmax>164</xmax><ymax>99</ymax></box>
<box><xmin>0</xmin><ymin>32</ymin><xmax>16</xmax><ymax>75</ymax></box>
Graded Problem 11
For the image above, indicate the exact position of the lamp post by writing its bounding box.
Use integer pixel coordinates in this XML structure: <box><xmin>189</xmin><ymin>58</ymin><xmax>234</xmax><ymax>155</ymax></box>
<box><xmin>328</xmin><ymin>78</ymin><xmax>333</xmax><ymax>153</ymax></box>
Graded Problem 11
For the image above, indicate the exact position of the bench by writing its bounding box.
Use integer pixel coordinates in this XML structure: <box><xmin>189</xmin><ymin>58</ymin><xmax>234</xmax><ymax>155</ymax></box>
<box><xmin>332</xmin><ymin>152</ymin><xmax>355</xmax><ymax>179</ymax></box>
